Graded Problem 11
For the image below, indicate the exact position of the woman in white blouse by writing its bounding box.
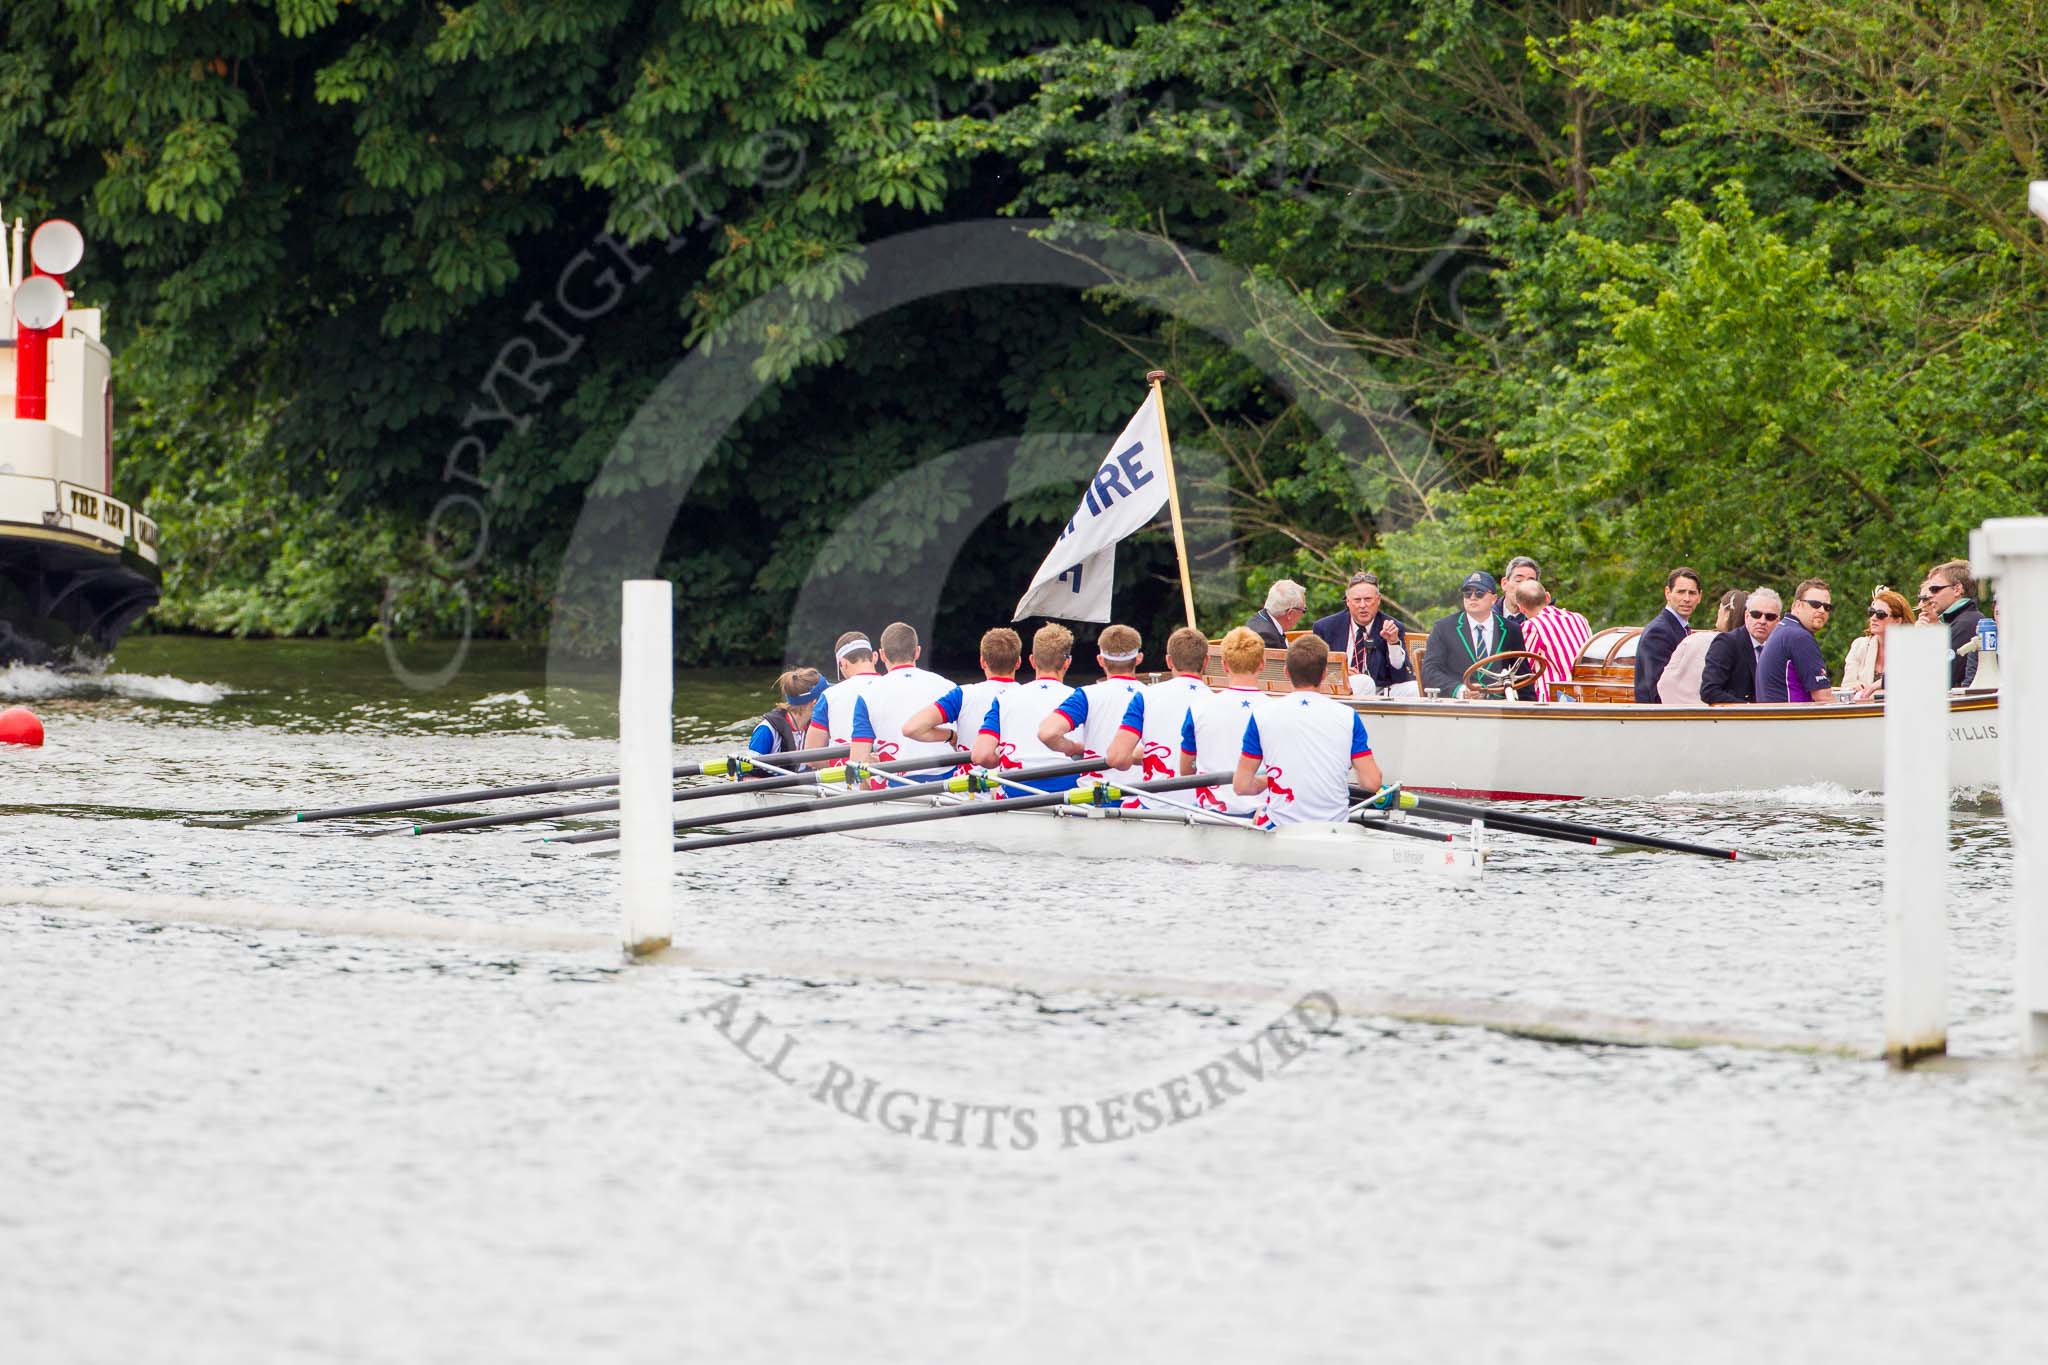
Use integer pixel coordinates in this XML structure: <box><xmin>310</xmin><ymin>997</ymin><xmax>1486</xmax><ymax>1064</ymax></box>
<box><xmin>1843</xmin><ymin>587</ymin><xmax>1913</xmax><ymax>699</ymax></box>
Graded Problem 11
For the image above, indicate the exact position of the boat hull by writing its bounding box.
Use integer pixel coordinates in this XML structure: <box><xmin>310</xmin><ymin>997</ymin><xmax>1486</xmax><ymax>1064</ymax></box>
<box><xmin>0</xmin><ymin>527</ymin><xmax>162</xmax><ymax>667</ymax></box>
<box><xmin>732</xmin><ymin>789</ymin><xmax>1484</xmax><ymax>879</ymax></box>
<box><xmin>1338</xmin><ymin>693</ymin><xmax>2002</xmax><ymax>800</ymax></box>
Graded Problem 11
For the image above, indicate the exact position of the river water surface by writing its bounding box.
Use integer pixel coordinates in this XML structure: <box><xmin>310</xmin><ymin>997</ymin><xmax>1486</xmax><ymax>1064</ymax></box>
<box><xmin>2</xmin><ymin>638</ymin><xmax>2042</xmax><ymax>1363</ymax></box>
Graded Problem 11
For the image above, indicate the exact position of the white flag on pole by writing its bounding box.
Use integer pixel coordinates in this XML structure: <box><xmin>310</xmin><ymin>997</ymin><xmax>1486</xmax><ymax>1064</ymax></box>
<box><xmin>1013</xmin><ymin>394</ymin><xmax>1171</xmax><ymax>622</ymax></box>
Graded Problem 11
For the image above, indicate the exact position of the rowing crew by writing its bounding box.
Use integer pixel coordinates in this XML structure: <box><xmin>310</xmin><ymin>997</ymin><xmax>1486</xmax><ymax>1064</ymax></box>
<box><xmin>748</xmin><ymin>620</ymin><xmax>1387</xmax><ymax>827</ymax></box>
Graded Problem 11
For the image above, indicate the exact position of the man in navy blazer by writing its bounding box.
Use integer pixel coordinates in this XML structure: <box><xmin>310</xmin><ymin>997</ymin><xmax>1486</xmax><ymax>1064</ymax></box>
<box><xmin>1421</xmin><ymin>571</ymin><xmax>1529</xmax><ymax>699</ymax></box>
<box><xmin>1310</xmin><ymin>571</ymin><xmax>1414</xmax><ymax>694</ymax></box>
<box><xmin>1699</xmin><ymin>587</ymin><xmax>1780</xmax><ymax>704</ymax></box>
<box><xmin>1633</xmin><ymin>566</ymin><xmax>1703</xmax><ymax>702</ymax></box>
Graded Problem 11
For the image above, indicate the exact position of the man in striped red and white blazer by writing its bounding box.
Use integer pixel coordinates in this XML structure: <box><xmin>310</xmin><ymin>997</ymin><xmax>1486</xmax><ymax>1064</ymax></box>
<box><xmin>1510</xmin><ymin>580</ymin><xmax>1592</xmax><ymax>702</ymax></box>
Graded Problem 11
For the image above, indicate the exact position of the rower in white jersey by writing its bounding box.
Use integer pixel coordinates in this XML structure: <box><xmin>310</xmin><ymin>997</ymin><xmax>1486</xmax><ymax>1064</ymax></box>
<box><xmin>803</xmin><ymin>630</ymin><xmax>882</xmax><ymax>760</ymax></box>
<box><xmin>1036</xmin><ymin>623</ymin><xmax>1146</xmax><ymax>783</ymax></box>
<box><xmin>902</xmin><ymin>626</ymin><xmax>1021</xmax><ymax>759</ymax></box>
<box><xmin>969</xmin><ymin>623</ymin><xmax>1084</xmax><ymax>793</ymax></box>
<box><xmin>1232</xmin><ymin>634</ymin><xmax>1385</xmax><ymax>827</ymax></box>
<box><xmin>1177</xmin><ymin>626</ymin><xmax>1271</xmax><ymax>816</ymax></box>
<box><xmin>1103</xmin><ymin>625</ymin><xmax>1213</xmax><ymax>782</ymax></box>
<box><xmin>847</xmin><ymin>621</ymin><xmax>957</xmax><ymax>781</ymax></box>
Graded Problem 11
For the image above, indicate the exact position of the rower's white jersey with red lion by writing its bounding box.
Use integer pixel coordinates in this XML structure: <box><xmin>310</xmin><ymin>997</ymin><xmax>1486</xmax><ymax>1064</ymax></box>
<box><xmin>1053</xmin><ymin>676</ymin><xmax>1145</xmax><ymax>782</ymax></box>
<box><xmin>943</xmin><ymin>677</ymin><xmax>1017</xmax><ymax>748</ymax></box>
<box><xmin>1179</xmin><ymin>685</ymin><xmax>1265</xmax><ymax>816</ymax></box>
<box><xmin>979</xmin><ymin>678</ymin><xmax>1085</xmax><ymax>791</ymax></box>
<box><xmin>1118</xmin><ymin>675</ymin><xmax>1210</xmax><ymax>782</ymax></box>
<box><xmin>1240</xmin><ymin>690</ymin><xmax>1373</xmax><ymax>826</ymax></box>
<box><xmin>811</xmin><ymin>673</ymin><xmax>880</xmax><ymax>747</ymax></box>
<box><xmin>850</xmin><ymin>665</ymin><xmax>957</xmax><ymax>771</ymax></box>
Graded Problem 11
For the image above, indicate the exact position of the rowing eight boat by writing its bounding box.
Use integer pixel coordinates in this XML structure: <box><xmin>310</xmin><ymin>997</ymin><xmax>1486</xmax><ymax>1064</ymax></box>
<box><xmin>733</xmin><ymin>787</ymin><xmax>1486</xmax><ymax>880</ymax></box>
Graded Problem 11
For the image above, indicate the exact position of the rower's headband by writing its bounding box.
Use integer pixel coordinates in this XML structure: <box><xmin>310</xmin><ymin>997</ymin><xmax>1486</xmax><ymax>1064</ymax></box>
<box><xmin>1100</xmin><ymin>648</ymin><xmax>1140</xmax><ymax>663</ymax></box>
<box><xmin>835</xmin><ymin>637</ymin><xmax>873</xmax><ymax>662</ymax></box>
<box><xmin>784</xmin><ymin>677</ymin><xmax>827</xmax><ymax>708</ymax></box>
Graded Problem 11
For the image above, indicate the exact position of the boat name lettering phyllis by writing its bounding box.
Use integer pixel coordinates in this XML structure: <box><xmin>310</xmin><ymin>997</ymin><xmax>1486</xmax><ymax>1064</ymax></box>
<box><xmin>1949</xmin><ymin>723</ymin><xmax>1998</xmax><ymax>743</ymax></box>
<box><xmin>695</xmin><ymin>987</ymin><xmax>1339</xmax><ymax>1152</ymax></box>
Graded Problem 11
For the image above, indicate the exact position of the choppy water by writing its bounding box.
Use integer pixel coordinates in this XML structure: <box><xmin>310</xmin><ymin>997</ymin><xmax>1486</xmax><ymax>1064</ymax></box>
<box><xmin>3</xmin><ymin>638</ymin><xmax>2042</xmax><ymax>1363</ymax></box>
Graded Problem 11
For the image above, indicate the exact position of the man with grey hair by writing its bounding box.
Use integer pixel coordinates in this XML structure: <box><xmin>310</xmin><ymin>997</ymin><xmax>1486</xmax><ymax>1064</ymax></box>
<box><xmin>1501</xmin><ymin>556</ymin><xmax>1541</xmax><ymax>627</ymax></box>
<box><xmin>1246</xmin><ymin>579</ymin><xmax>1307</xmax><ymax>648</ymax></box>
<box><xmin>1700</xmin><ymin>587</ymin><xmax>1781</xmax><ymax>704</ymax></box>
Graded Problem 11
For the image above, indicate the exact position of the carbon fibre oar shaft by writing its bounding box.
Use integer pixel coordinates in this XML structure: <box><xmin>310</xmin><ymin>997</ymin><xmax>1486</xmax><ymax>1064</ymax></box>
<box><xmin>416</xmin><ymin>751</ymin><xmax>965</xmax><ymax>836</ymax></box>
<box><xmin>239</xmin><ymin>745</ymin><xmax>858</xmax><ymax>827</ymax></box>
<box><xmin>1356</xmin><ymin>787</ymin><xmax>1737</xmax><ymax>859</ymax></box>
<box><xmin>551</xmin><ymin>757</ymin><xmax>1109</xmax><ymax>844</ymax></box>
<box><xmin>670</xmin><ymin>772</ymin><xmax>1236</xmax><ymax>854</ymax></box>
<box><xmin>1350</xmin><ymin>816</ymin><xmax>1457</xmax><ymax>844</ymax></box>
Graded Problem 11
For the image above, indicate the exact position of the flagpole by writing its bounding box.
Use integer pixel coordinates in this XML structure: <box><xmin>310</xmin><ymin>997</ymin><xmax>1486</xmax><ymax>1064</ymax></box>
<box><xmin>1147</xmin><ymin>369</ymin><xmax>1199</xmax><ymax>633</ymax></box>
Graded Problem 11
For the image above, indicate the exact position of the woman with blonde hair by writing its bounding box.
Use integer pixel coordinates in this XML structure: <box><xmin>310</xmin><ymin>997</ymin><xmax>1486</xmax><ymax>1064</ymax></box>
<box><xmin>745</xmin><ymin>666</ymin><xmax>826</xmax><ymax>767</ymax></box>
<box><xmin>1843</xmin><ymin>587</ymin><xmax>1913</xmax><ymax>700</ymax></box>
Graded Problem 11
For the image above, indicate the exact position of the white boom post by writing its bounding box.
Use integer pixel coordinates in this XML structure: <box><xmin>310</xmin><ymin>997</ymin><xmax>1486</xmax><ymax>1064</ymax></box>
<box><xmin>619</xmin><ymin>579</ymin><xmax>674</xmax><ymax>955</ymax></box>
<box><xmin>1971</xmin><ymin>517</ymin><xmax>2048</xmax><ymax>1053</ymax></box>
<box><xmin>1882</xmin><ymin>625</ymin><xmax>1949</xmax><ymax>1065</ymax></box>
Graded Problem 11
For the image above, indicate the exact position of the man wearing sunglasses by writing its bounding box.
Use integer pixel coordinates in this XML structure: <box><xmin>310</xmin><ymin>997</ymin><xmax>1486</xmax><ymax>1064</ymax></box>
<box><xmin>1701</xmin><ymin>587</ymin><xmax>1781</xmax><ymax>704</ymax></box>
<box><xmin>1917</xmin><ymin>558</ymin><xmax>1984</xmax><ymax>687</ymax></box>
<box><xmin>1420</xmin><ymin>571</ymin><xmax>1529</xmax><ymax>699</ymax></box>
<box><xmin>1632</xmin><ymin>567</ymin><xmax>1703</xmax><ymax>703</ymax></box>
<box><xmin>1756</xmin><ymin>579</ymin><xmax>1837</xmax><ymax>703</ymax></box>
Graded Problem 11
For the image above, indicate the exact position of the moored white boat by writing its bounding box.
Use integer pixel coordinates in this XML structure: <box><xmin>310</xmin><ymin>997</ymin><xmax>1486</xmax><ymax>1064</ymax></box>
<box><xmin>730</xmin><ymin>786</ymin><xmax>1485</xmax><ymax>879</ymax></box>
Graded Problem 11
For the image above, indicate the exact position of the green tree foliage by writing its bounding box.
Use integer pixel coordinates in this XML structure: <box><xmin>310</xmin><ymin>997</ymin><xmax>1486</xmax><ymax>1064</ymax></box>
<box><xmin>4</xmin><ymin>0</ymin><xmax>2042</xmax><ymax>663</ymax></box>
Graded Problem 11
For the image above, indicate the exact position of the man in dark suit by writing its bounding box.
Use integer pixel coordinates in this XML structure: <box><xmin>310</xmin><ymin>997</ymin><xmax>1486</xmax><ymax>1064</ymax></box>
<box><xmin>1310</xmin><ymin>571</ymin><xmax>1414</xmax><ymax>694</ymax></box>
<box><xmin>1245</xmin><ymin>579</ymin><xmax>1307</xmax><ymax>648</ymax></box>
<box><xmin>1918</xmin><ymin>558</ymin><xmax>1984</xmax><ymax>687</ymax></box>
<box><xmin>1633</xmin><ymin>566</ymin><xmax>1703</xmax><ymax>702</ymax></box>
<box><xmin>1421</xmin><ymin>572</ymin><xmax>1529</xmax><ymax>699</ymax></box>
<box><xmin>1700</xmin><ymin>587</ymin><xmax>1781</xmax><ymax>704</ymax></box>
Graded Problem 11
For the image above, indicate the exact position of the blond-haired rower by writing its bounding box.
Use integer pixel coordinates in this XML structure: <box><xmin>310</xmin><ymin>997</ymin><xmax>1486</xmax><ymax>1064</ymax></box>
<box><xmin>1177</xmin><ymin>627</ymin><xmax>1269</xmax><ymax>816</ymax></box>
<box><xmin>1037</xmin><ymin>623</ymin><xmax>1146</xmax><ymax>783</ymax></box>
<box><xmin>1232</xmin><ymin>635</ymin><xmax>1384</xmax><ymax>827</ymax></box>
<box><xmin>1104</xmin><ymin>626</ymin><xmax>1212</xmax><ymax>779</ymax></box>
<box><xmin>971</xmin><ymin>623</ymin><xmax>1087</xmax><ymax>792</ymax></box>
<box><xmin>903</xmin><ymin>626</ymin><xmax>1023</xmax><ymax>752</ymax></box>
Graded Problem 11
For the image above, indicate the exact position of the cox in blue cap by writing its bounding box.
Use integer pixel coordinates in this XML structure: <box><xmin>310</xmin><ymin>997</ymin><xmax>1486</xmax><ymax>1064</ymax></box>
<box><xmin>1460</xmin><ymin>570</ymin><xmax>1498</xmax><ymax>595</ymax></box>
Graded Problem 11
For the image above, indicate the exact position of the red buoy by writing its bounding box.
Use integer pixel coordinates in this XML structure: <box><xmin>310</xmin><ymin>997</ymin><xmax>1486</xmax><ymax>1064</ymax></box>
<box><xmin>0</xmin><ymin>707</ymin><xmax>45</xmax><ymax>747</ymax></box>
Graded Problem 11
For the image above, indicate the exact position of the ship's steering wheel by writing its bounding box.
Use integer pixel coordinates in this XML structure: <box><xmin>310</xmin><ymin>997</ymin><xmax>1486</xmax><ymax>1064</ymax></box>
<box><xmin>1460</xmin><ymin>650</ymin><xmax>1549</xmax><ymax>698</ymax></box>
